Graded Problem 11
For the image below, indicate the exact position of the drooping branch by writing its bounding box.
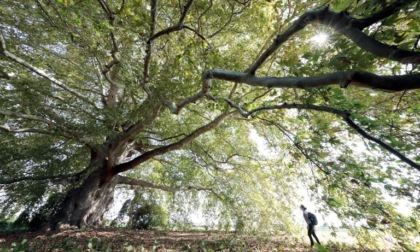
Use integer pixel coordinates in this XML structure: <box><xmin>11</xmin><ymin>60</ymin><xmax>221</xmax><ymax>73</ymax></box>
<box><xmin>0</xmin><ymin>33</ymin><xmax>99</xmax><ymax>108</ymax></box>
<box><xmin>0</xmin><ymin>170</ymin><xmax>87</xmax><ymax>185</ymax></box>
<box><xmin>116</xmin><ymin>175</ymin><xmax>176</xmax><ymax>192</ymax></box>
<box><xmin>246</xmin><ymin>3</ymin><xmax>420</xmax><ymax>74</ymax></box>
<box><xmin>258</xmin><ymin>117</ymin><xmax>330</xmax><ymax>175</ymax></box>
<box><xmin>116</xmin><ymin>175</ymin><xmax>222</xmax><ymax>199</ymax></box>
<box><xmin>0</xmin><ymin>110</ymin><xmax>72</xmax><ymax>135</ymax></box>
<box><xmin>0</xmin><ymin>124</ymin><xmax>64</xmax><ymax>136</ymax></box>
<box><xmin>112</xmin><ymin>112</ymin><xmax>231</xmax><ymax>174</ymax></box>
<box><xmin>204</xmin><ymin>69</ymin><xmax>420</xmax><ymax>92</ymax></box>
<box><xmin>342</xmin><ymin>116</ymin><xmax>420</xmax><ymax>171</ymax></box>
<box><xmin>213</xmin><ymin>98</ymin><xmax>420</xmax><ymax>171</ymax></box>
<box><xmin>0</xmin><ymin>109</ymin><xmax>92</xmax><ymax>145</ymax></box>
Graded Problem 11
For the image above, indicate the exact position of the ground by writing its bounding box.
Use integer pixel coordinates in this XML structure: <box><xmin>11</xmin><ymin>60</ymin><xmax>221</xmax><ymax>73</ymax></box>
<box><xmin>0</xmin><ymin>228</ymin><xmax>383</xmax><ymax>251</ymax></box>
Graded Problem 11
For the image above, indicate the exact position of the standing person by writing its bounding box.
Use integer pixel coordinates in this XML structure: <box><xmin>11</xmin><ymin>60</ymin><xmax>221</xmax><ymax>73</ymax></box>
<box><xmin>300</xmin><ymin>204</ymin><xmax>321</xmax><ymax>247</ymax></box>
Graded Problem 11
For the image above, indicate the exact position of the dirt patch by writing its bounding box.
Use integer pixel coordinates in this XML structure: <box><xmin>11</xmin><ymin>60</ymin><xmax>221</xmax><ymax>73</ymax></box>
<box><xmin>0</xmin><ymin>228</ymin><xmax>378</xmax><ymax>251</ymax></box>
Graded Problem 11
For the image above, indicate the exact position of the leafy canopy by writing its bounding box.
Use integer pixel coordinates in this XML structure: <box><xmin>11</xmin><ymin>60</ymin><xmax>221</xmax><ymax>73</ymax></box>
<box><xmin>0</xmin><ymin>0</ymin><xmax>419</xmax><ymax>249</ymax></box>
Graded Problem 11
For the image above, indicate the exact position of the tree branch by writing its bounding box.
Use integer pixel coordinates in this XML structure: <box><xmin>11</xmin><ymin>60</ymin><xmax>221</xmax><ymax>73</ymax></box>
<box><xmin>148</xmin><ymin>0</ymin><xmax>195</xmax><ymax>42</ymax></box>
<box><xmin>96</xmin><ymin>0</ymin><xmax>122</xmax><ymax>108</ymax></box>
<box><xmin>116</xmin><ymin>175</ymin><xmax>223</xmax><ymax>199</ymax></box>
<box><xmin>246</xmin><ymin>4</ymin><xmax>420</xmax><ymax>74</ymax></box>
<box><xmin>342</xmin><ymin>115</ymin><xmax>419</xmax><ymax>171</ymax></box>
<box><xmin>0</xmin><ymin>33</ymin><xmax>99</xmax><ymax>108</ymax></box>
<box><xmin>212</xmin><ymin>99</ymin><xmax>420</xmax><ymax>171</ymax></box>
<box><xmin>141</xmin><ymin>0</ymin><xmax>158</xmax><ymax>96</ymax></box>
<box><xmin>259</xmin><ymin>117</ymin><xmax>330</xmax><ymax>175</ymax></box>
<box><xmin>116</xmin><ymin>175</ymin><xmax>176</xmax><ymax>192</ymax></box>
<box><xmin>203</xmin><ymin>69</ymin><xmax>420</xmax><ymax>92</ymax></box>
<box><xmin>0</xmin><ymin>109</ymin><xmax>92</xmax><ymax>145</ymax></box>
<box><xmin>0</xmin><ymin>124</ymin><xmax>63</xmax><ymax>136</ymax></box>
<box><xmin>112</xmin><ymin>112</ymin><xmax>230</xmax><ymax>174</ymax></box>
<box><xmin>163</xmin><ymin>73</ymin><xmax>212</xmax><ymax>114</ymax></box>
<box><xmin>0</xmin><ymin>170</ymin><xmax>87</xmax><ymax>185</ymax></box>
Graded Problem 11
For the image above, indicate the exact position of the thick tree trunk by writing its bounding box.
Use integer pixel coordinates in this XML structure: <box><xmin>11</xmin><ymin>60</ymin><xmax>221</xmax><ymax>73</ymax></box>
<box><xmin>47</xmin><ymin>166</ymin><xmax>118</xmax><ymax>230</ymax></box>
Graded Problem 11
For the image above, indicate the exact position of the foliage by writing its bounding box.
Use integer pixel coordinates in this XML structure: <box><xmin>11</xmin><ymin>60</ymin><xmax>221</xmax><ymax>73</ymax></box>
<box><xmin>0</xmin><ymin>0</ymin><xmax>419</xmax><ymax>249</ymax></box>
<box><xmin>126</xmin><ymin>190</ymin><xmax>169</xmax><ymax>230</ymax></box>
<box><xmin>0</xmin><ymin>219</ymin><xmax>15</xmax><ymax>233</ymax></box>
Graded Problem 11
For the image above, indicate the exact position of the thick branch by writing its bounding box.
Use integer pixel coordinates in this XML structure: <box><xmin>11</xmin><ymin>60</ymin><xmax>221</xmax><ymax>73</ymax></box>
<box><xmin>214</xmin><ymin>99</ymin><xmax>420</xmax><ymax>171</ymax></box>
<box><xmin>246</xmin><ymin>4</ymin><xmax>420</xmax><ymax>74</ymax></box>
<box><xmin>112</xmin><ymin>112</ymin><xmax>230</xmax><ymax>174</ymax></box>
<box><xmin>204</xmin><ymin>69</ymin><xmax>420</xmax><ymax>92</ymax></box>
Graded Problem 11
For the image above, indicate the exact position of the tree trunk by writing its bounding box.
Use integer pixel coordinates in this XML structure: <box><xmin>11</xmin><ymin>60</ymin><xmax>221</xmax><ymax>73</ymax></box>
<box><xmin>47</xmin><ymin>166</ymin><xmax>118</xmax><ymax>230</ymax></box>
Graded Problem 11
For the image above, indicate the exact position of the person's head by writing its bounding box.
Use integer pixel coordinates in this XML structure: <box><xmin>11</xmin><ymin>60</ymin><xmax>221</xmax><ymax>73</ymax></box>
<box><xmin>300</xmin><ymin>205</ymin><xmax>306</xmax><ymax>211</ymax></box>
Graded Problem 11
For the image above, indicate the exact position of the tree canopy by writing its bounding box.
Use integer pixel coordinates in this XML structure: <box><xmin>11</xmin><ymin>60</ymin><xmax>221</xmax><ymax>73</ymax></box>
<box><xmin>0</xmin><ymin>0</ymin><xmax>419</xmax><ymax>249</ymax></box>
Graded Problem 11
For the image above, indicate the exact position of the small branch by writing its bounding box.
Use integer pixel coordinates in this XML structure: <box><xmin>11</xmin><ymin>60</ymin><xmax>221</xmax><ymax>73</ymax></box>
<box><xmin>395</xmin><ymin>90</ymin><xmax>406</xmax><ymax>111</ymax></box>
<box><xmin>206</xmin><ymin>94</ymin><xmax>248</xmax><ymax>117</ymax></box>
<box><xmin>203</xmin><ymin>69</ymin><xmax>420</xmax><ymax>92</ymax></box>
<box><xmin>142</xmin><ymin>0</ymin><xmax>159</xmax><ymax>95</ymax></box>
<box><xmin>163</xmin><ymin>73</ymin><xmax>212</xmax><ymax>114</ymax></box>
<box><xmin>183</xmin><ymin>25</ymin><xmax>207</xmax><ymax>42</ymax></box>
<box><xmin>0</xmin><ymin>32</ymin><xmax>6</xmax><ymax>54</ymax></box>
<box><xmin>185</xmin><ymin>185</ymin><xmax>222</xmax><ymax>200</ymax></box>
<box><xmin>208</xmin><ymin>3</ymin><xmax>235</xmax><ymax>38</ymax></box>
<box><xmin>355</xmin><ymin>0</ymin><xmax>417</xmax><ymax>30</ymax></box>
<box><xmin>148</xmin><ymin>0</ymin><xmax>195</xmax><ymax>42</ymax></box>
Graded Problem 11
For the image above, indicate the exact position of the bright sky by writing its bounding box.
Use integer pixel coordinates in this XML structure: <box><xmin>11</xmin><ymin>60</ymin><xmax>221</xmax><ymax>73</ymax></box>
<box><xmin>311</xmin><ymin>31</ymin><xmax>330</xmax><ymax>48</ymax></box>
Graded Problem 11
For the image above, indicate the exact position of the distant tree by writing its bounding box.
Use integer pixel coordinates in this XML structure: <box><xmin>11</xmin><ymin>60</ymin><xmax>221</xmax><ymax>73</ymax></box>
<box><xmin>0</xmin><ymin>0</ymin><xmax>418</xmax><ymax>249</ymax></box>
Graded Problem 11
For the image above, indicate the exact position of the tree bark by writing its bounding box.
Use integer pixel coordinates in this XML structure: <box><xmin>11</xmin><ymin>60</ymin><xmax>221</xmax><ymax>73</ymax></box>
<box><xmin>47</xmin><ymin>165</ymin><xmax>117</xmax><ymax>230</ymax></box>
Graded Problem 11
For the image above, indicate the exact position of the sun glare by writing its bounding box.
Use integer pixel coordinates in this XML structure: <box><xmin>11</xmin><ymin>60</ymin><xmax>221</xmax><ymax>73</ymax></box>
<box><xmin>311</xmin><ymin>32</ymin><xmax>329</xmax><ymax>47</ymax></box>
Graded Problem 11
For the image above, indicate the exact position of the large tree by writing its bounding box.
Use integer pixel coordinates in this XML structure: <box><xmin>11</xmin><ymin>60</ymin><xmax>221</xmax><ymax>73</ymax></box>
<box><xmin>0</xmin><ymin>0</ymin><xmax>419</xmax><ymax>247</ymax></box>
